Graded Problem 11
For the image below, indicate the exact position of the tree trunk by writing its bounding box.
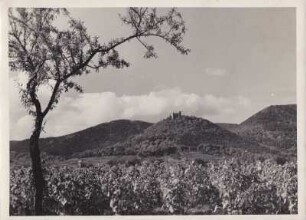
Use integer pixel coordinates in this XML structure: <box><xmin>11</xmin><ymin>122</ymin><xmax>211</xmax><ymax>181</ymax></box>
<box><xmin>29</xmin><ymin>115</ymin><xmax>45</xmax><ymax>215</ymax></box>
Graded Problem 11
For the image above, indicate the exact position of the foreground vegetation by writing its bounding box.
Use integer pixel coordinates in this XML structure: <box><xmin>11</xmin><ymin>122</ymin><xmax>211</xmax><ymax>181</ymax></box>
<box><xmin>10</xmin><ymin>157</ymin><xmax>297</xmax><ymax>215</ymax></box>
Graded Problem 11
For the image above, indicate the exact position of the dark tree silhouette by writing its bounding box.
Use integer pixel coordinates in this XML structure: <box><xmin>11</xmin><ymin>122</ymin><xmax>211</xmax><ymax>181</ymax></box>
<box><xmin>9</xmin><ymin>8</ymin><xmax>189</xmax><ymax>215</ymax></box>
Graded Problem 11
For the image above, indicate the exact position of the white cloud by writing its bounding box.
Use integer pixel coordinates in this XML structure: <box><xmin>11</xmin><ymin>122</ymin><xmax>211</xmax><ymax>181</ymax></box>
<box><xmin>10</xmin><ymin>77</ymin><xmax>252</xmax><ymax>140</ymax></box>
<box><xmin>204</xmin><ymin>68</ymin><xmax>228</xmax><ymax>77</ymax></box>
<box><xmin>9</xmin><ymin>73</ymin><xmax>32</xmax><ymax>140</ymax></box>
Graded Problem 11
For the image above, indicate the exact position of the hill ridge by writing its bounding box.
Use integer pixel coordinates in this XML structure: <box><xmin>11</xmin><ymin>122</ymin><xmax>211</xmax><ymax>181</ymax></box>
<box><xmin>10</xmin><ymin>104</ymin><xmax>297</xmax><ymax>161</ymax></box>
<box><xmin>10</xmin><ymin>119</ymin><xmax>152</xmax><ymax>156</ymax></box>
<box><xmin>231</xmin><ymin>104</ymin><xmax>296</xmax><ymax>153</ymax></box>
<box><xmin>99</xmin><ymin>113</ymin><xmax>263</xmax><ymax>157</ymax></box>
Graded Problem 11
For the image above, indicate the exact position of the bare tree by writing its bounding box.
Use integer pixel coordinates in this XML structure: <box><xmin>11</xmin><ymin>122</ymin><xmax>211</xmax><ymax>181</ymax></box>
<box><xmin>9</xmin><ymin>7</ymin><xmax>189</xmax><ymax>215</ymax></box>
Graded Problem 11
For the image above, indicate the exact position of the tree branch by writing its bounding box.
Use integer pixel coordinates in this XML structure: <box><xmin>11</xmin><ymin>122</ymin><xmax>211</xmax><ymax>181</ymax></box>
<box><xmin>64</xmin><ymin>33</ymin><xmax>142</xmax><ymax>79</ymax></box>
<box><xmin>42</xmin><ymin>80</ymin><xmax>61</xmax><ymax>117</ymax></box>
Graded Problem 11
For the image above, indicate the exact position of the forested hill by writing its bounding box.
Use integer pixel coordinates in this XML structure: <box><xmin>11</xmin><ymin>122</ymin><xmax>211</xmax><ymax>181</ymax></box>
<box><xmin>102</xmin><ymin>114</ymin><xmax>261</xmax><ymax>157</ymax></box>
<box><xmin>10</xmin><ymin>104</ymin><xmax>297</xmax><ymax>159</ymax></box>
<box><xmin>10</xmin><ymin>119</ymin><xmax>152</xmax><ymax>157</ymax></box>
<box><xmin>220</xmin><ymin>104</ymin><xmax>297</xmax><ymax>155</ymax></box>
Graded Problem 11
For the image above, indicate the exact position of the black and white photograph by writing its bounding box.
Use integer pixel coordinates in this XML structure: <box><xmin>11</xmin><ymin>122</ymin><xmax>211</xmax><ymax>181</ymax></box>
<box><xmin>1</xmin><ymin>0</ymin><xmax>306</xmax><ymax>218</ymax></box>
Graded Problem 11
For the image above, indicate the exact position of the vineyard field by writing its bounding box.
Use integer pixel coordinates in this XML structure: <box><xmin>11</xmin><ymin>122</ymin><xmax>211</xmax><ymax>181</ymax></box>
<box><xmin>10</xmin><ymin>157</ymin><xmax>297</xmax><ymax>215</ymax></box>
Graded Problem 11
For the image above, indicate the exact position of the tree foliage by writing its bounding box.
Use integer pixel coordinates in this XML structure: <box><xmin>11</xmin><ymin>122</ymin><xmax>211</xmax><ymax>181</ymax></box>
<box><xmin>9</xmin><ymin>8</ymin><xmax>190</xmax><ymax>117</ymax></box>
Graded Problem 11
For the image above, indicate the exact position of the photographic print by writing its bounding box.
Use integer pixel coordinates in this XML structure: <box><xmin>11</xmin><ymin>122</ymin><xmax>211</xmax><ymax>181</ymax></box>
<box><xmin>3</xmin><ymin>1</ymin><xmax>304</xmax><ymax>218</ymax></box>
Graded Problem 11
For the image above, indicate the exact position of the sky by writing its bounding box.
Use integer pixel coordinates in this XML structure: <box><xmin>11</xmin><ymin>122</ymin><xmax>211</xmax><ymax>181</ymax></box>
<box><xmin>9</xmin><ymin>8</ymin><xmax>296</xmax><ymax>140</ymax></box>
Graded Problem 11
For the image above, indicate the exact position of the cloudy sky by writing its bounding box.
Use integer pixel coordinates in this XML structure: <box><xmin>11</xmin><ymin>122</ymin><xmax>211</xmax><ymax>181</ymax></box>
<box><xmin>9</xmin><ymin>8</ymin><xmax>296</xmax><ymax>140</ymax></box>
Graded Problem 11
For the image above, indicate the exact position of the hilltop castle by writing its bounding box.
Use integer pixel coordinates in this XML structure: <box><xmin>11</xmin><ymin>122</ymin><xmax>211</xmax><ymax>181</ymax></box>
<box><xmin>168</xmin><ymin>111</ymin><xmax>182</xmax><ymax>120</ymax></box>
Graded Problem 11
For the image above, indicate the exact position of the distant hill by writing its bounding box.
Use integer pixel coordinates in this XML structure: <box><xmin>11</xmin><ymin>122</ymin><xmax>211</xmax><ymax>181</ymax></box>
<box><xmin>10</xmin><ymin>120</ymin><xmax>152</xmax><ymax>157</ymax></box>
<box><xmin>10</xmin><ymin>104</ymin><xmax>297</xmax><ymax>163</ymax></box>
<box><xmin>228</xmin><ymin>104</ymin><xmax>297</xmax><ymax>154</ymax></box>
<box><xmin>98</xmin><ymin>114</ymin><xmax>271</xmax><ymax>157</ymax></box>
